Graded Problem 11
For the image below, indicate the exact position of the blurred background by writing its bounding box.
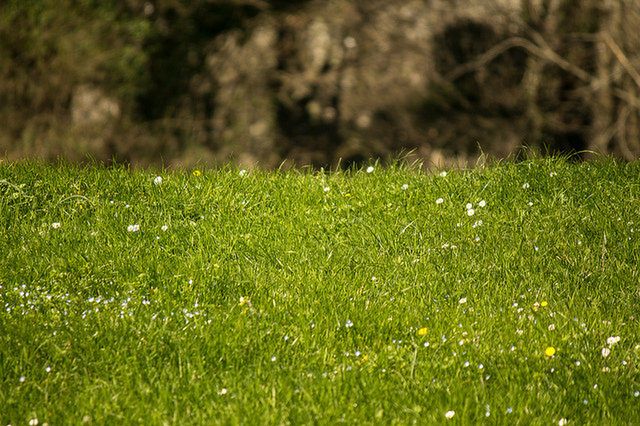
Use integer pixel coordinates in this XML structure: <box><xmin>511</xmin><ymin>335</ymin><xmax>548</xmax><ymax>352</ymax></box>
<box><xmin>1</xmin><ymin>0</ymin><xmax>639</xmax><ymax>169</ymax></box>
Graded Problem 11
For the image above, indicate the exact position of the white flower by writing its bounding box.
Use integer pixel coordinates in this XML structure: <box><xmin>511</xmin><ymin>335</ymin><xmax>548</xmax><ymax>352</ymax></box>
<box><xmin>445</xmin><ymin>410</ymin><xmax>455</xmax><ymax>419</ymax></box>
<box><xmin>401</xmin><ymin>183</ymin><xmax>409</xmax><ymax>190</ymax></box>
<box><xmin>478</xmin><ymin>200</ymin><xmax>486</xmax><ymax>207</ymax></box>
<box><xmin>548</xmin><ymin>324</ymin><xmax>556</xmax><ymax>331</ymax></box>
<box><xmin>153</xmin><ymin>176</ymin><xmax>163</xmax><ymax>185</ymax></box>
<box><xmin>601</xmin><ymin>347</ymin><xmax>611</xmax><ymax>358</ymax></box>
<box><xmin>28</xmin><ymin>419</ymin><xmax>38</xmax><ymax>426</ymax></box>
<box><xmin>606</xmin><ymin>336</ymin><xmax>620</xmax><ymax>346</ymax></box>
<box><xmin>345</xmin><ymin>319</ymin><xmax>354</xmax><ymax>328</ymax></box>
<box><xmin>127</xmin><ymin>224</ymin><xmax>140</xmax><ymax>233</ymax></box>
<box><xmin>558</xmin><ymin>418</ymin><xmax>568</xmax><ymax>426</ymax></box>
<box><xmin>522</xmin><ymin>182</ymin><xmax>530</xmax><ymax>189</ymax></box>
<box><xmin>467</xmin><ymin>208</ymin><xmax>475</xmax><ymax>216</ymax></box>
<box><xmin>439</xmin><ymin>171</ymin><xmax>448</xmax><ymax>177</ymax></box>
<box><xmin>239</xmin><ymin>169</ymin><xmax>247</xmax><ymax>177</ymax></box>
<box><xmin>161</xmin><ymin>225</ymin><xmax>168</xmax><ymax>232</ymax></box>
<box><xmin>366</xmin><ymin>166</ymin><xmax>375</xmax><ymax>173</ymax></box>
<box><xmin>323</xmin><ymin>186</ymin><xmax>330</xmax><ymax>193</ymax></box>
<box><xmin>51</xmin><ymin>222</ymin><xmax>61</xmax><ymax>229</ymax></box>
<box><xmin>436</xmin><ymin>197</ymin><xmax>444</xmax><ymax>204</ymax></box>
<box><xmin>458</xmin><ymin>297</ymin><xmax>467</xmax><ymax>304</ymax></box>
<box><xmin>465</xmin><ymin>203</ymin><xmax>473</xmax><ymax>210</ymax></box>
<box><xmin>634</xmin><ymin>390</ymin><xmax>639</xmax><ymax>397</ymax></box>
<box><xmin>19</xmin><ymin>376</ymin><xmax>25</xmax><ymax>383</ymax></box>
<box><xmin>218</xmin><ymin>388</ymin><xmax>228</xmax><ymax>395</ymax></box>
<box><xmin>45</xmin><ymin>366</ymin><xmax>51</xmax><ymax>373</ymax></box>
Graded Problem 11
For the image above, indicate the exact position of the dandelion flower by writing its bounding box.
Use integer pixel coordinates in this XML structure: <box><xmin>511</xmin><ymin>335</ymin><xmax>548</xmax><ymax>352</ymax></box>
<box><xmin>366</xmin><ymin>166</ymin><xmax>374</xmax><ymax>173</ymax></box>
<box><xmin>540</xmin><ymin>301</ymin><xmax>548</xmax><ymax>307</ymax></box>
<box><xmin>417</xmin><ymin>327</ymin><xmax>428</xmax><ymax>336</ymax></box>
<box><xmin>153</xmin><ymin>176</ymin><xmax>163</xmax><ymax>185</ymax></box>
<box><xmin>445</xmin><ymin>410</ymin><xmax>455</xmax><ymax>419</ymax></box>
<box><xmin>192</xmin><ymin>169</ymin><xmax>202</xmax><ymax>177</ymax></box>
<box><xmin>545</xmin><ymin>346</ymin><xmax>556</xmax><ymax>357</ymax></box>
<box><xmin>601</xmin><ymin>347</ymin><xmax>611</xmax><ymax>358</ymax></box>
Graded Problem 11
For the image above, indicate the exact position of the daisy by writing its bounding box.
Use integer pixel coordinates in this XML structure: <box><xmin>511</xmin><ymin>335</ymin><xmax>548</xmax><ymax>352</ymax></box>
<box><xmin>606</xmin><ymin>336</ymin><xmax>620</xmax><ymax>346</ymax></box>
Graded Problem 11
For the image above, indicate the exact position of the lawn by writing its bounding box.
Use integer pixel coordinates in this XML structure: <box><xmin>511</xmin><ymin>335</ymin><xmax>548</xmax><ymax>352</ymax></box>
<box><xmin>1</xmin><ymin>159</ymin><xmax>639</xmax><ymax>424</ymax></box>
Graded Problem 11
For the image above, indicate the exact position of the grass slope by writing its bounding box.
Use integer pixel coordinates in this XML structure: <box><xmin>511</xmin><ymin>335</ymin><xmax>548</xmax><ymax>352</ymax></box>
<box><xmin>1</xmin><ymin>159</ymin><xmax>639</xmax><ymax>424</ymax></box>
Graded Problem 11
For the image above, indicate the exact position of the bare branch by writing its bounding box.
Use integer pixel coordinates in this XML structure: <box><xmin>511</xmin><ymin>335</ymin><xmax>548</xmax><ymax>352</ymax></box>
<box><xmin>445</xmin><ymin>36</ymin><xmax>591</xmax><ymax>82</ymax></box>
<box><xmin>601</xmin><ymin>32</ymin><xmax>640</xmax><ymax>89</ymax></box>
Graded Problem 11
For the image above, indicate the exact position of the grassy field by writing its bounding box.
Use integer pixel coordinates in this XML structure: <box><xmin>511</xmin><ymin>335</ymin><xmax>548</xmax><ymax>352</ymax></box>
<box><xmin>1</xmin><ymin>159</ymin><xmax>639</xmax><ymax>424</ymax></box>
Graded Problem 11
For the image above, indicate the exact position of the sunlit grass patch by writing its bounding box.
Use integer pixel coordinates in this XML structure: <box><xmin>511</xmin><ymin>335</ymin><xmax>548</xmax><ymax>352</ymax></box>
<box><xmin>1</xmin><ymin>159</ymin><xmax>639</xmax><ymax>424</ymax></box>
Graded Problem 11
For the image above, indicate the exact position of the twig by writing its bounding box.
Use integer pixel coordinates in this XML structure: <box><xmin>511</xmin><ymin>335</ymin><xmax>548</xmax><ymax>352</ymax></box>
<box><xmin>602</xmin><ymin>32</ymin><xmax>640</xmax><ymax>89</ymax></box>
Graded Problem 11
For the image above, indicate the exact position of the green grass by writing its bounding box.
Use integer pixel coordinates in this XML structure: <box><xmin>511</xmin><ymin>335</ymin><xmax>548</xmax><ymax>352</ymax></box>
<box><xmin>1</xmin><ymin>159</ymin><xmax>639</xmax><ymax>424</ymax></box>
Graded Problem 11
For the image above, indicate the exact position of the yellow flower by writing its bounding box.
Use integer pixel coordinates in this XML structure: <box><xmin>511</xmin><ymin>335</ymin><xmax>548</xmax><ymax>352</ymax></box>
<box><xmin>541</xmin><ymin>301</ymin><xmax>548</xmax><ymax>307</ymax></box>
<box><xmin>417</xmin><ymin>327</ymin><xmax>428</xmax><ymax>336</ymax></box>
<box><xmin>545</xmin><ymin>346</ymin><xmax>556</xmax><ymax>357</ymax></box>
<box><xmin>192</xmin><ymin>169</ymin><xmax>202</xmax><ymax>177</ymax></box>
